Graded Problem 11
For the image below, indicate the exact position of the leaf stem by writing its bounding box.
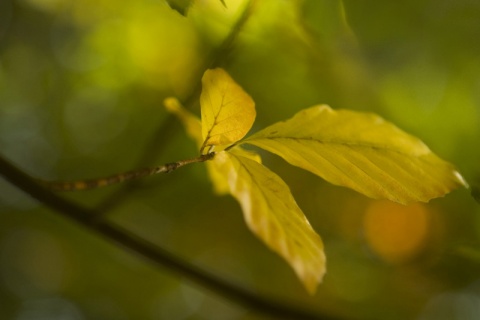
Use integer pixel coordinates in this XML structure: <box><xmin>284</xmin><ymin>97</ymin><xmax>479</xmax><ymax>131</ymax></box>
<box><xmin>37</xmin><ymin>153</ymin><xmax>215</xmax><ymax>192</ymax></box>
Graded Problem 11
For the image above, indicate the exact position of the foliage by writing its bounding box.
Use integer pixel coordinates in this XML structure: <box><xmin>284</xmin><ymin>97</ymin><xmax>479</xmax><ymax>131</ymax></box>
<box><xmin>1</xmin><ymin>0</ymin><xmax>480</xmax><ymax>318</ymax></box>
<box><xmin>167</xmin><ymin>68</ymin><xmax>466</xmax><ymax>293</ymax></box>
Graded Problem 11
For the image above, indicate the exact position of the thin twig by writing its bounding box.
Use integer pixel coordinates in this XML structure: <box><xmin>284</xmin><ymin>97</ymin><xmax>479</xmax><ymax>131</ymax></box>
<box><xmin>0</xmin><ymin>154</ymin><xmax>340</xmax><ymax>320</ymax></box>
<box><xmin>37</xmin><ymin>153</ymin><xmax>214</xmax><ymax>191</ymax></box>
<box><xmin>95</xmin><ymin>0</ymin><xmax>256</xmax><ymax>212</ymax></box>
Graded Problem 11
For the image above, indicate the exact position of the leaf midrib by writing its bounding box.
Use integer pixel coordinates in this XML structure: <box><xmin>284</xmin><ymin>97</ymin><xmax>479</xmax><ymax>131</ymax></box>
<box><xmin>245</xmin><ymin>136</ymin><xmax>428</xmax><ymax>157</ymax></box>
<box><xmin>234</xmin><ymin>154</ymin><xmax>322</xmax><ymax>260</ymax></box>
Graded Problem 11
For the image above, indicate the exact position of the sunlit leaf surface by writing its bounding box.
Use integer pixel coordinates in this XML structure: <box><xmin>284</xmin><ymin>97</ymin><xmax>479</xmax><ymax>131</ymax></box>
<box><xmin>200</xmin><ymin>68</ymin><xmax>255</xmax><ymax>152</ymax></box>
<box><xmin>243</xmin><ymin>105</ymin><xmax>467</xmax><ymax>204</ymax></box>
<box><xmin>165</xmin><ymin>96</ymin><xmax>259</xmax><ymax>195</ymax></box>
<box><xmin>214</xmin><ymin>149</ymin><xmax>326</xmax><ymax>294</ymax></box>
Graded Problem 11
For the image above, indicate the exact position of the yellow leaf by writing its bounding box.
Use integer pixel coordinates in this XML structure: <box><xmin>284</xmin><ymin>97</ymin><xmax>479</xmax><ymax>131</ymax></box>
<box><xmin>200</xmin><ymin>68</ymin><xmax>255</xmax><ymax>153</ymax></box>
<box><xmin>242</xmin><ymin>105</ymin><xmax>467</xmax><ymax>204</ymax></box>
<box><xmin>214</xmin><ymin>149</ymin><xmax>326</xmax><ymax>294</ymax></box>
<box><xmin>164</xmin><ymin>97</ymin><xmax>203</xmax><ymax>147</ymax></box>
<box><xmin>164</xmin><ymin>97</ymin><xmax>259</xmax><ymax>195</ymax></box>
<box><xmin>209</xmin><ymin>147</ymin><xmax>262</xmax><ymax>195</ymax></box>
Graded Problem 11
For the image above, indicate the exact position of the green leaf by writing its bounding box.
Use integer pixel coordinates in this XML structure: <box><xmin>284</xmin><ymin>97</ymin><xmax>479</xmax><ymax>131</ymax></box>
<box><xmin>165</xmin><ymin>0</ymin><xmax>194</xmax><ymax>16</ymax></box>
<box><xmin>200</xmin><ymin>68</ymin><xmax>255</xmax><ymax>153</ymax></box>
<box><xmin>214</xmin><ymin>149</ymin><xmax>326</xmax><ymax>294</ymax></box>
<box><xmin>242</xmin><ymin>105</ymin><xmax>467</xmax><ymax>204</ymax></box>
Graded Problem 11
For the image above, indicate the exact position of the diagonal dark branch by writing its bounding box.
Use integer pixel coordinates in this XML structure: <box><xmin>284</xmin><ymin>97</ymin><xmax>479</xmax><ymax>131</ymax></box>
<box><xmin>0</xmin><ymin>154</ymin><xmax>341</xmax><ymax>320</ymax></box>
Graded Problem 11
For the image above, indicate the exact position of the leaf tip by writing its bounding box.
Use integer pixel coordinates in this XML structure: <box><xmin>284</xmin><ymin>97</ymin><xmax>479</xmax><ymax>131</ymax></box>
<box><xmin>165</xmin><ymin>0</ymin><xmax>194</xmax><ymax>16</ymax></box>
<box><xmin>164</xmin><ymin>97</ymin><xmax>181</xmax><ymax>113</ymax></box>
<box><xmin>453</xmin><ymin>170</ymin><xmax>469</xmax><ymax>189</ymax></box>
<box><xmin>200</xmin><ymin>67</ymin><xmax>256</xmax><ymax>147</ymax></box>
<box><xmin>302</xmin><ymin>252</ymin><xmax>327</xmax><ymax>295</ymax></box>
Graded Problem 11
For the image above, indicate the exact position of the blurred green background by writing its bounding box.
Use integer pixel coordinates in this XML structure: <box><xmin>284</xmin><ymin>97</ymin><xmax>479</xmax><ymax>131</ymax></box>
<box><xmin>1</xmin><ymin>0</ymin><xmax>480</xmax><ymax>319</ymax></box>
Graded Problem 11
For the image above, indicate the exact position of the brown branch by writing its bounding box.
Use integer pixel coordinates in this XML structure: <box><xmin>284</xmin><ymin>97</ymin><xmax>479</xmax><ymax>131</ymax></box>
<box><xmin>37</xmin><ymin>153</ymin><xmax>214</xmax><ymax>192</ymax></box>
<box><xmin>0</xmin><ymin>154</ymin><xmax>341</xmax><ymax>320</ymax></box>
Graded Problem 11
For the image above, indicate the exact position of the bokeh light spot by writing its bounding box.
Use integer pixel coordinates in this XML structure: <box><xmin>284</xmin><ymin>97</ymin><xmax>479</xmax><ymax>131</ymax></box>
<box><xmin>125</xmin><ymin>6</ymin><xmax>199</xmax><ymax>93</ymax></box>
<box><xmin>363</xmin><ymin>200</ymin><xmax>431</xmax><ymax>264</ymax></box>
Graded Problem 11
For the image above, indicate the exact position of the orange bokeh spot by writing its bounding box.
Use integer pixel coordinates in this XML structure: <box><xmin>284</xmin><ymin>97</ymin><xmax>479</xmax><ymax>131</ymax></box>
<box><xmin>363</xmin><ymin>200</ymin><xmax>431</xmax><ymax>264</ymax></box>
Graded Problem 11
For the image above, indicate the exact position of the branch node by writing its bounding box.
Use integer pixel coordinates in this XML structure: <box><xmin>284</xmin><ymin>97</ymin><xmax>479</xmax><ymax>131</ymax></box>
<box><xmin>165</xmin><ymin>162</ymin><xmax>180</xmax><ymax>173</ymax></box>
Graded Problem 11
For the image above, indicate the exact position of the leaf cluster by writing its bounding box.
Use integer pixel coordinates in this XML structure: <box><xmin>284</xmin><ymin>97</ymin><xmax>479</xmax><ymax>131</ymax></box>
<box><xmin>166</xmin><ymin>68</ymin><xmax>467</xmax><ymax>293</ymax></box>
